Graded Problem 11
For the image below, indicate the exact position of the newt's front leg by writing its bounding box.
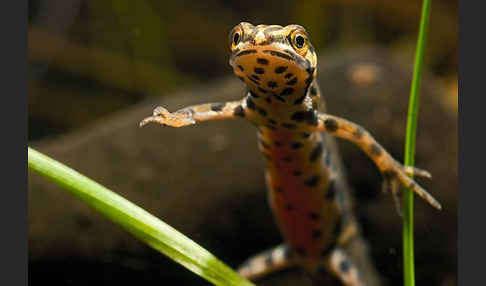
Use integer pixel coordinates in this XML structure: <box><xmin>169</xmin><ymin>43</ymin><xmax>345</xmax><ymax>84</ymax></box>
<box><xmin>316</xmin><ymin>113</ymin><xmax>441</xmax><ymax>210</ymax></box>
<box><xmin>140</xmin><ymin>100</ymin><xmax>245</xmax><ymax>128</ymax></box>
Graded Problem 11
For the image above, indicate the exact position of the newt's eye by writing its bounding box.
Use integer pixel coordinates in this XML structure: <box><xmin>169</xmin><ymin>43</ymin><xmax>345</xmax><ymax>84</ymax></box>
<box><xmin>289</xmin><ymin>30</ymin><xmax>309</xmax><ymax>55</ymax></box>
<box><xmin>294</xmin><ymin>34</ymin><xmax>305</xmax><ymax>48</ymax></box>
<box><xmin>230</xmin><ymin>26</ymin><xmax>243</xmax><ymax>50</ymax></box>
<box><xmin>233</xmin><ymin>32</ymin><xmax>240</xmax><ymax>45</ymax></box>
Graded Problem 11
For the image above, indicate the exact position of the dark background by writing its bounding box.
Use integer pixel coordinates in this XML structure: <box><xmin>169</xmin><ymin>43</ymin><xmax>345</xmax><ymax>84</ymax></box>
<box><xmin>28</xmin><ymin>0</ymin><xmax>457</xmax><ymax>142</ymax></box>
<box><xmin>28</xmin><ymin>1</ymin><xmax>457</xmax><ymax>285</ymax></box>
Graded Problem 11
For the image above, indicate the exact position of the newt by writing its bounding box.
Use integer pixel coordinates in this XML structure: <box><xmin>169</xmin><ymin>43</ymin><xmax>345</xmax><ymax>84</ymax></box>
<box><xmin>140</xmin><ymin>22</ymin><xmax>440</xmax><ymax>285</ymax></box>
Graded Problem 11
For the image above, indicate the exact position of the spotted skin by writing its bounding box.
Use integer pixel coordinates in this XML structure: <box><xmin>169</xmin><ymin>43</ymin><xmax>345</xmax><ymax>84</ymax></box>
<box><xmin>238</xmin><ymin>244</ymin><xmax>295</xmax><ymax>281</ymax></box>
<box><xmin>140</xmin><ymin>22</ymin><xmax>440</xmax><ymax>285</ymax></box>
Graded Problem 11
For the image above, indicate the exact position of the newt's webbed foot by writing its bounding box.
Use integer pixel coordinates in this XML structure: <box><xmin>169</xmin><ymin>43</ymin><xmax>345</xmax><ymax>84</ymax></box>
<box><xmin>140</xmin><ymin>106</ymin><xmax>195</xmax><ymax>128</ymax></box>
<box><xmin>382</xmin><ymin>163</ymin><xmax>440</xmax><ymax>214</ymax></box>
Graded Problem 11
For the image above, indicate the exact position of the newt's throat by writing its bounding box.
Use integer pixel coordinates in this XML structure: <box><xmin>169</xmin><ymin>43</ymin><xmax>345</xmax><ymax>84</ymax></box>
<box><xmin>231</xmin><ymin>49</ymin><xmax>315</xmax><ymax>103</ymax></box>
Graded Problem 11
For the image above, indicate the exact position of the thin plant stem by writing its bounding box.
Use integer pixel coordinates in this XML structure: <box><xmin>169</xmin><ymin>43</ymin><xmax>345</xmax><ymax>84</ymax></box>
<box><xmin>402</xmin><ymin>1</ymin><xmax>432</xmax><ymax>286</ymax></box>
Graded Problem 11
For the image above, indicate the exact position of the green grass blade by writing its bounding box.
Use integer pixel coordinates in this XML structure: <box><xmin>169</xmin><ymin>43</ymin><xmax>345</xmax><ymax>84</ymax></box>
<box><xmin>403</xmin><ymin>1</ymin><xmax>432</xmax><ymax>286</ymax></box>
<box><xmin>28</xmin><ymin>147</ymin><xmax>255</xmax><ymax>286</ymax></box>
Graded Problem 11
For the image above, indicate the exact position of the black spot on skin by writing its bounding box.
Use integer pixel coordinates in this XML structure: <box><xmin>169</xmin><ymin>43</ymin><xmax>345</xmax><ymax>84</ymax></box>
<box><xmin>305</xmin><ymin>76</ymin><xmax>313</xmax><ymax>85</ymax></box>
<box><xmin>293</xmin><ymin>95</ymin><xmax>306</xmax><ymax>105</ymax></box>
<box><xmin>353</xmin><ymin>127</ymin><xmax>364</xmax><ymax>139</ymax></box>
<box><xmin>267</xmin><ymin>81</ymin><xmax>278</xmax><ymax>88</ymax></box>
<box><xmin>274</xmin><ymin>141</ymin><xmax>283</xmax><ymax>147</ymax></box>
<box><xmin>312</xmin><ymin>230</ymin><xmax>322</xmax><ymax>239</ymax></box>
<box><xmin>280</xmin><ymin>88</ymin><xmax>294</xmax><ymax>96</ymax></box>
<box><xmin>248</xmin><ymin>76</ymin><xmax>259</xmax><ymax>84</ymax></box>
<box><xmin>275</xmin><ymin>66</ymin><xmax>288</xmax><ymax>74</ymax></box>
<box><xmin>370</xmin><ymin>143</ymin><xmax>383</xmax><ymax>156</ymax></box>
<box><xmin>304</xmin><ymin>175</ymin><xmax>320</xmax><ymax>187</ymax></box>
<box><xmin>309</xmin><ymin>143</ymin><xmax>323</xmax><ymax>162</ymax></box>
<box><xmin>238</xmin><ymin>65</ymin><xmax>244</xmax><ymax>71</ymax></box>
<box><xmin>306</xmin><ymin>67</ymin><xmax>315</xmax><ymax>76</ymax></box>
<box><xmin>309</xmin><ymin>212</ymin><xmax>320</xmax><ymax>220</ymax></box>
<box><xmin>333</xmin><ymin>218</ymin><xmax>343</xmax><ymax>236</ymax></box>
<box><xmin>265</xmin><ymin>97</ymin><xmax>272</xmax><ymax>103</ymax></box>
<box><xmin>273</xmin><ymin>94</ymin><xmax>286</xmax><ymax>102</ymax></box>
<box><xmin>310</xmin><ymin>86</ymin><xmax>318</xmax><ymax>96</ymax></box>
<box><xmin>257</xmin><ymin>107</ymin><xmax>267</xmax><ymax>116</ymax></box>
<box><xmin>257</xmin><ymin>58</ymin><xmax>269</xmax><ymax>65</ymax></box>
<box><xmin>284</xmin><ymin>73</ymin><xmax>294</xmax><ymax>79</ymax></box>
<box><xmin>325</xmin><ymin>152</ymin><xmax>332</xmax><ymax>166</ymax></box>
<box><xmin>282</xmin><ymin>123</ymin><xmax>297</xmax><ymax>129</ymax></box>
<box><xmin>301</xmin><ymin>132</ymin><xmax>311</xmax><ymax>138</ymax></box>
<box><xmin>246</xmin><ymin>97</ymin><xmax>256</xmax><ymax>110</ymax></box>
<box><xmin>235</xmin><ymin>49</ymin><xmax>257</xmax><ymax>57</ymax></box>
<box><xmin>254</xmin><ymin>67</ymin><xmax>265</xmax><ymax>75</ymax></box>
<box><xmin>210</xmin><ymin>103</ymin><xmax>225</xmax><ymax>112</ymax></box>
<box><xmin>291</xmin><ymin>110</ymin><xmax>318</xmax><ymax>125</ymax></box>
<box><xmin>282</xmin><ymin>49</ymin><xmax>296</xmax><ymax>57</ymax></box>
<box><xmin>257</xmin><ymin>87</ymin><xmax>268</xmax><ymax>94</ymax></box>
<box><xmin>264</xmin><ymin>50</ymin><xmax>294</xmax><ymax>62</ymax></box>
<box><xmin>293</xmin><ymin>170</ymin><xmax>302</xmax><ymax>177</ymax></box>
<box><xmin>260</xmin><ymin>140</ymin><xmax>270</xmax><ymax>149</ymax></box>
<box><xmin>325</xmin><ymin>180</ymin><xmax>336</xmax><ymax>199</ymax></box>
<box><xmin>321</xmin><ymin>242</ymin><xmax>337</xmax><ymax>258</ymax></box>
<box><xmin>339</xmin><ymin>260</ymin><xmax>351</xmax><ymax>273</ymax></box>
<box><xmin>250</xmin><ymin>74</ymin><xmax>260</xmax><ymax>81</ymax></box>
<box><xmin>265</xmin><ymin>255</ymin><xmax>273</xmax><ymax>267</ymax></box>
<box><xmin>324</xmin><ymin>118</ymin><xmax>338</xmax><ymax>132</ymax></box>
<box><xmin>249</xmin><ymin>91</ymin><xmax>259</xmax><ymax>98</ymax></box>
<box><xmin>286</xmin><ymin>77</ymin><xmax>298</xmax><ymax>86</ymax></box>
<box><xmin>295</xmin><ymin>247</ymin><xmax>306</xmax><ymax>256</ymax></box>
<box><xmin>268</xmin><ymin>118</ymin><xmax>277</xmax><ymax>125</ymax></box>
<box><xmin>234</xmin><ymin>106</ymin><xmax>245</xmax><ymax>117</ymax></box>
<box><xmin>283</xmin><ymin>157</ymin><xmax>292</xmax><ymax>163</ymax></box>
<box><xmin>291</xmin><ymin>142</ymin><xmax>303</xmax><ymax>149</ymax></box>
<box><xmin>285</xmin><ymin>204</ymin><xmax>294</xmax><ymax>211</ymax></box>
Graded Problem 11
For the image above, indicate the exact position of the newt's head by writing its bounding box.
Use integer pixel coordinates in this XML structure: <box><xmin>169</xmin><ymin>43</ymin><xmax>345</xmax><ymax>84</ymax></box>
<box><xmin>229</xmin><ymin>22</ymin><xmax>317</xmax><ymax>98</ymax></box>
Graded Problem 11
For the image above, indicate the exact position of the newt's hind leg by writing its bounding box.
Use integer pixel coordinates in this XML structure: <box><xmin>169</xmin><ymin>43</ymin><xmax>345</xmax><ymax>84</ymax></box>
<box><xmin>314</xmin><ymin>248</ymin><xmax>364</xmax><ymax>286</ymax></box>
<box><xmin>238</xmin><ymin>244</ymin><xmax>296</xmax><ymax>281</ymax></box>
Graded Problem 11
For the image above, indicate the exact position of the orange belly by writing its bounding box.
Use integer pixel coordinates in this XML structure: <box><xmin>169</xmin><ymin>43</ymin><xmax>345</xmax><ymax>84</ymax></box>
<box><xmin>260</xmin><ymin>128</ymin><xmax>342</xmax><ymax>268</ymax></box>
